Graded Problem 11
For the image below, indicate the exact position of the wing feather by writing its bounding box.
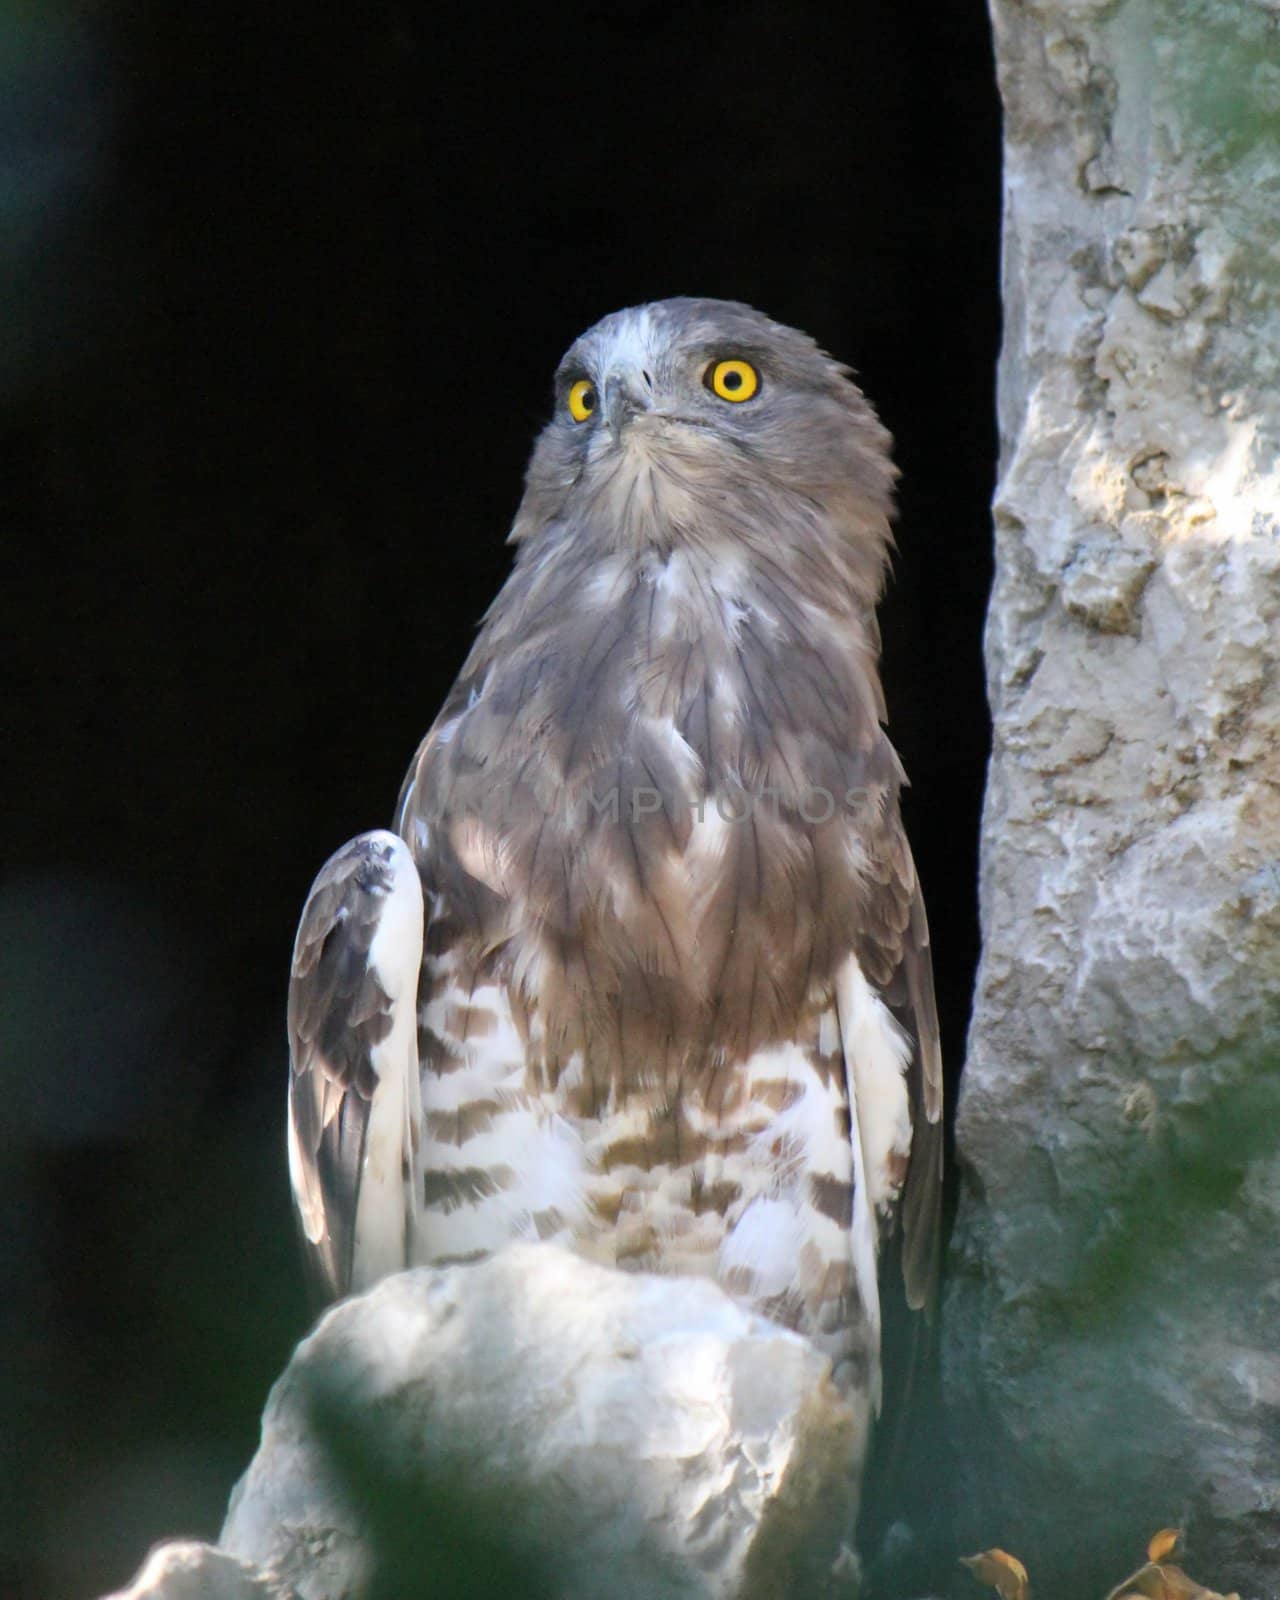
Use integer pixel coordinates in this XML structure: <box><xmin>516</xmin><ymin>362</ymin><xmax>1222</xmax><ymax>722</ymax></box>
<box><xmin>895</xmin><ymin>882</ymin><xmax>944</xmax><ymax>1313</ymax></box>
<box><xmin>849</xmin><ymin>871</ymin><xmax>945</xmax><ymax>1566</ymax></box>
<box><xmin>286</xmin><ymin>830</ymin><xmax>424</xmax><ymax>1303</ymax></box>
<box><xmin>836</xmin><ymin>849</ymin><xmax>944</xmax><ymax>1316</ymax></box>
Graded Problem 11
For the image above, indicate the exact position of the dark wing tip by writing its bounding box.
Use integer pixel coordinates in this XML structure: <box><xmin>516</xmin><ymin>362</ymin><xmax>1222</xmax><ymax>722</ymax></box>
<box><xmin>899</xmin><ymin>883</ymin><xmax>944</xmax><ymax>1315</ymax></box>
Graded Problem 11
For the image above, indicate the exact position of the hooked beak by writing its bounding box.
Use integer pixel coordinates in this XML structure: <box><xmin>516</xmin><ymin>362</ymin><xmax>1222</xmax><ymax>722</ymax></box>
<box><xmin>603</xmin><ymin>368</ymin><xmax>653</xmax><ymax>444</ymax></box>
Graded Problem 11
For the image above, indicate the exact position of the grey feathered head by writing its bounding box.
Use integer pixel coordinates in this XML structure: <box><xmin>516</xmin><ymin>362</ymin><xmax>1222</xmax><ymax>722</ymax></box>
<box><xmin>510</xmin><ymin>297</ymin><xmax>898</xmax><ymax>615</ymax></box>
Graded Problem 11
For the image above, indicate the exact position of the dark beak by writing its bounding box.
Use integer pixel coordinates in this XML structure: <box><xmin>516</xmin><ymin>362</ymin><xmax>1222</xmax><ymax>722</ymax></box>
<box><xmin>603</xmin><ymin>369</ymin><xmax>652</xmax><ymax>444</ymax></box>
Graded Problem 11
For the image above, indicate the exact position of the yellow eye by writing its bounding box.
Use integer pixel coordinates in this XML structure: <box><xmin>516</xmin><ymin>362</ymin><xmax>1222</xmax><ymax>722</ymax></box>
<box><xmin>567</xmin><ymin>378</ymin><xmax>597</xmax><ymax>422</ymax></box>
<box><xmin>705</xmin><ymin>358</ymin><xmax>760</xmax><ymax>403</ymax></box>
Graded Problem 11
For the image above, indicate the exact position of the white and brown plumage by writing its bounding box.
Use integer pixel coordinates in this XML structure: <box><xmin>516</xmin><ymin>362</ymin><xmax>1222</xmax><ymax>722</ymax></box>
<box><xmin>287</xmin><ymin>297</ymin><xmax>942</xmax><ymax>1474</ymax></box>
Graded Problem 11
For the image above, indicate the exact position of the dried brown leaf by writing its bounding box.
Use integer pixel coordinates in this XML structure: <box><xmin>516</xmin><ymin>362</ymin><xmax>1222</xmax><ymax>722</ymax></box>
<box><xmin>1107</xmin><ymin>1558</ymin><xmax>1237</xmax><ymax>1600</ymax></box>
<box><xmin>1164</xmin><ymin>1563</ymin><xmax>1242</xmax><ymax>1600</ymax></box>
<box><xmin>1105</xmin><ymin>1560</ymin><xmax>1156</xmax><ymax>1600</ymax></box>
<box><xmin>959</xmin><ymin>1548</ymin><xmax>1030</xmax><ymax>1600</ymax></box>
<box><xmin>1105</xmin><ymin>1561</ymin><xmax>1174</xmax><ymax>1600</ymax></box>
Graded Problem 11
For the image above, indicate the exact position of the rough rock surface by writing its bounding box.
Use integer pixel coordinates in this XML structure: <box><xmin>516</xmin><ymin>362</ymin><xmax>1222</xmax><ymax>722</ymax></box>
<box><xmin>220</xmin><ymin>1245</ymin><xmax>857</xmax><ymax>1600</ymax></box>
<box><xmin>103</xmin><ymin>1541</ymin><xmax>292</xmax><ymax>1600</ymax></box>
<box><xmin>949</xmin><ymin>2</ymin><xmax>1280</xmax><ymax>1594</ymax></box>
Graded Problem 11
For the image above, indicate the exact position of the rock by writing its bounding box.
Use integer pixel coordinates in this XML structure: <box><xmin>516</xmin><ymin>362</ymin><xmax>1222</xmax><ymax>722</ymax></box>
<box><xmin>102</xmin><ymin>1541</ymin><xmax>292</xmax><ymax>1600</ymax></box>
<box><xmin>220</xmin><ymin>1245</ymin><xmax>858</xmax><ymax>1599</ymax></box>
<box><xmin>950</xmin><ymin>1</ymin><xmax>1280</xmax><ymax>1594</ymax></box>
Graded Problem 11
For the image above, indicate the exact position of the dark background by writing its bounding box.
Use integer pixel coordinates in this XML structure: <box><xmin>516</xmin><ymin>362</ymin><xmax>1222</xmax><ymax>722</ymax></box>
<box><xmin>2</xmin><ymin>5</ymin><xmax>1000</xmax><ymax>1596</ymax></box>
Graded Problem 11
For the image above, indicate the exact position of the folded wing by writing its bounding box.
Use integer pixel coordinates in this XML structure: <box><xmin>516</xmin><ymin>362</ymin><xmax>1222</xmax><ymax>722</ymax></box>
<box><xmin>286</xmin><ymin>830</ymin><xmax>424</xmax><ymax>1302</ymax></box>
<box><xmin>836</xmin><ymin>866</ymin><xmax>944</xmax><ymax>1329</ymax></box>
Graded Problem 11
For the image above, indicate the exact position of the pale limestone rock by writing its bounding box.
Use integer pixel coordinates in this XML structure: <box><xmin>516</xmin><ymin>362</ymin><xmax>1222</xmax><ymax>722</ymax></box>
<box><xmin>950</xmin><ymin>1</ymin><xmax>1280</xmax><ymax>1594</ymax></box>
<box><xmin>221</xmin><ymin>1245</ymin><xmax>857</xmax><ymax>1600</ymax></box>
<box><xmin>102</xmin><ymin>1541</ymin><xmax>291</xmax><ymax>1600</ymax></box>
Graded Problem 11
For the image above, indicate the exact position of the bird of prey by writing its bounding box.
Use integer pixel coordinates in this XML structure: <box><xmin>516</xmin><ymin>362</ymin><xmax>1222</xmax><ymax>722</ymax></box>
<box><xmin>286</xmin><ymin>297</ymin><xmax>942</xmax><ymax>1474</ymax></box>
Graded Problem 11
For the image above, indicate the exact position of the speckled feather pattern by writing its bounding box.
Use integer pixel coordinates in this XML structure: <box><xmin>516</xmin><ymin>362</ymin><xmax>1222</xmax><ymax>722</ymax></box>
<box><xmin>395</xmin><ymin>300</ymin><xmax>940</xmax><ymax>1379</ymax></box>
<box><xmin>288</xmin><ymin>298</ymin><xmax>943</xmax><ymax>1424</ymax></box>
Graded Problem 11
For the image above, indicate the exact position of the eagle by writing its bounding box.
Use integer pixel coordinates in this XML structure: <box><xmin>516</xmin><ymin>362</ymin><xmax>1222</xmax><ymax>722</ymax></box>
<box><xmin>286</xmin><ymin>297</ymin><xmax>942</xmax><ymax>1486</ymax></box>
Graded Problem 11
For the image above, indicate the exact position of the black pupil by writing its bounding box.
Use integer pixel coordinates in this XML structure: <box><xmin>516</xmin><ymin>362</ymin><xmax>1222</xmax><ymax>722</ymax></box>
<box><xmin>581</xmin><ymin>385</ymin><xmax>594</xmax><ymax>409</ymax></box>
<box><xmin>722</xmin><ymin>368</ymin><xmax>743</xmax><ymax>390</ymax></box>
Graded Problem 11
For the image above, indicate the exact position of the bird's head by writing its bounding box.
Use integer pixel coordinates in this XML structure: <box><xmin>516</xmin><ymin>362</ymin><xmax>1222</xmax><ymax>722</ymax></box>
<box><xmin>511</xmin><ymin>297</ymin><xmax>897</xmax><ymax>590</ymax></box>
